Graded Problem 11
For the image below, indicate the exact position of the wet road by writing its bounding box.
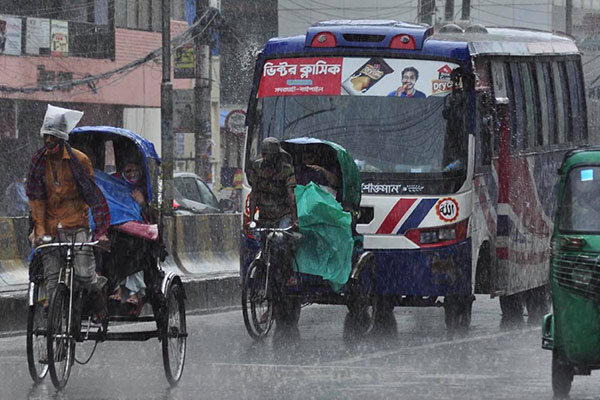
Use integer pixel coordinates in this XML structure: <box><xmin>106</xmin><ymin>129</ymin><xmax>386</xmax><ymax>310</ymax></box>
<box><xmin>1</xmin><ymin>296</ymin><xmax>599</xmax><ymax>400</ymax></box>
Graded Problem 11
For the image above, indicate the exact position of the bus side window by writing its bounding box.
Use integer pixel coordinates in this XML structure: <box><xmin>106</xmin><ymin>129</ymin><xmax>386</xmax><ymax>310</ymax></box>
<box><xmin>490</xmin><ymin>61</ymin><xmax>506</xmax><ymax>158</ymax></box>
<box><xmin>535</xmin><ymin>63</ymin><xmax>550</xmax><ymax>146</ymax></box>
<box><xmin>521</xmin><ymin>62</ymin><xmax>538</xmax><ymax>150</ymax></box>
<box><xmin>552</xmin><ymin>61</ymin><xmax>568</xmax><ymax>144</ymax></box>
<box><xmin>566</xmin><ymin>60</ymin><xmax>585</xmax><ymax>143</ymax></box>
<box><xmin>475</xmin><ymin>59</ymin><xmax>492</xmax><ymax>167</ymax></box>
<box><xmin>542</xmin><ymin>63</ymin><xmax>557</xmax><ymax>145</ymax></box>
<box><xmin>508</xmin><ymin>62</ymin><xmax>525</xmax><ymax>152</ymax></box>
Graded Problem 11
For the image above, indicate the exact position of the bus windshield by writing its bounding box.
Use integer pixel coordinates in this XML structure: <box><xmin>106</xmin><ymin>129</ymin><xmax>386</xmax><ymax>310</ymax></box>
<box><xmin>248</xmin><ymin>56</ymin><xmax>468</xmax><ymax>183</ymax></box>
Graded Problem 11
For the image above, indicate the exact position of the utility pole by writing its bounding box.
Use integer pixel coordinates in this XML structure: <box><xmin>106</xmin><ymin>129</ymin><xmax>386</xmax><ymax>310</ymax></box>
<box><xmin>566</xmin><ymin>0</ymin><xmax>573</xmax><ymax>35</ymax></box>
<box><xmin>161</xmin><ymin>0</ymin><xmax>174</xmax><ymax>214</ymax></box>
<box><xmin>461</xmin><ymin>0</ymin><xmax>471</xmax><ymax>21</ymax></box>
<box><xmin>445</xmin><ymin>0</ymin><xmax>454</xmax><ymax>22</ymax></box>
<box><xmin>419</xmin><ymin>0</ymin><xmax>434</xmax><ymax>26</ymax></box>
<box><xmin>194</xmin><ymin>0</ymin><xmax>212</xmax><ymax>180</ymax></box>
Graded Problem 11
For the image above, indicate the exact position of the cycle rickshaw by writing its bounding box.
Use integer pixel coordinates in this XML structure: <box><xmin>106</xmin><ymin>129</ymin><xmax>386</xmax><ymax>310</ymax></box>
<box><xmin>241</xmin><ymin>138</ymin><xmax>378</xmax><ymax>341</ymax></box>
<box><xmin>26</xmin><ymin>126</ymin><xmax>187</xmax><ymax>389</ymax></box>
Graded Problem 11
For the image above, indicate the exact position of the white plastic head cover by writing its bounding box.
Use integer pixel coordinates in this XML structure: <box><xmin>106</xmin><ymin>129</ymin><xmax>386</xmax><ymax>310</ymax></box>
<box><xmin>40</xmin><ymin>104</ymin><xmax>84</xmax><ymax>141</ymax></box>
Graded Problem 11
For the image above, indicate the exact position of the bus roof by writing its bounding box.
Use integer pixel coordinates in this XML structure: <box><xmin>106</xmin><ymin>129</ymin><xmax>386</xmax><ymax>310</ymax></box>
<box><xmin>261</xmin><ymin>20</ymin><xmax>579</xmax><ymax>60</ymax></box>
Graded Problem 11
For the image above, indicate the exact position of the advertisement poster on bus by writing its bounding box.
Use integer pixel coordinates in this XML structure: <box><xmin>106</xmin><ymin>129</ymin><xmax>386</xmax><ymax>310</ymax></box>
<box><xmin>257</xmin><ymin>57</ymin><xmax>459</xmax><ymax>98</ymax></box>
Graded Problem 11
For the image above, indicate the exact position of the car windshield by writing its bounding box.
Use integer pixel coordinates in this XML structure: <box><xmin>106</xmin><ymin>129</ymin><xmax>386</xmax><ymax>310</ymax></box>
<box><xmin>559</xmin><ymin>166</ymin><xmax>600</xmax><ymax>232</ymax></box>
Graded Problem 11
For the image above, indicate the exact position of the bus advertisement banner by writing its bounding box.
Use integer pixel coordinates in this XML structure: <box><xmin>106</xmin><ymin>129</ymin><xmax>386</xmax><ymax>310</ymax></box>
<box><xmin>257</xmin><ymin>57</ymin><xmax>459</xmax><ymax>98</ymax></box>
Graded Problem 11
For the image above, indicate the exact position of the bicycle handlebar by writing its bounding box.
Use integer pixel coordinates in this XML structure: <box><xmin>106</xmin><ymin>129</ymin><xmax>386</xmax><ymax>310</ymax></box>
<box><xmin>35</xmin><ymin>240</ymin><xmax>102</xmax><ymax>251</ymax></box>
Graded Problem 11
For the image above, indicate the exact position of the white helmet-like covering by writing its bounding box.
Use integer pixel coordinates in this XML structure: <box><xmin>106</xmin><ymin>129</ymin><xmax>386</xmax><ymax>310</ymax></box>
<box><xmin>40</xmin><ymin>104</ymin><xmax>84</xmax><ymax>141</ymax></box>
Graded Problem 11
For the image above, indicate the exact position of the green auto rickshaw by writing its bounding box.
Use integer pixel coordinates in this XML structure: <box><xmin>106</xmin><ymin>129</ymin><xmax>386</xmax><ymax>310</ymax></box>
<box><xmin>542</xmin><ymin>146</ymin><xmax>600</xmax><ymax>397</ymax></box>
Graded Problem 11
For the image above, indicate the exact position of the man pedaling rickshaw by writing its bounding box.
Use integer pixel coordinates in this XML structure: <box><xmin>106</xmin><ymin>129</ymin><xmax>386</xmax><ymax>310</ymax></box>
<box><xmin>26</xmin><ymin>105</ymin><xmax>111</xmax><ymax>323</ymax></box>
<box><xmin>247</xmin><ymin>137</ymin><xmax>302</xmax><ymax>335</ymax></box>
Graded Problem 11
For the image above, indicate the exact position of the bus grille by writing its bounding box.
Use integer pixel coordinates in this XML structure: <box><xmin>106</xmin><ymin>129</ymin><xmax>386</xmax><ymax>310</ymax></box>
<box><xmin>553</xmin><ymin>252</ymin><xmax>600</xmax><ymax>301</ymax></box>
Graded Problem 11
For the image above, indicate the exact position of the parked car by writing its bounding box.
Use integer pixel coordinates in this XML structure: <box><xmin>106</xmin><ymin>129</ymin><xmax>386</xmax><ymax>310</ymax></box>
<box><xmin>173</xmin><ymin>172</ymin><xmax>234</xmax><ymax>214</ymax></box>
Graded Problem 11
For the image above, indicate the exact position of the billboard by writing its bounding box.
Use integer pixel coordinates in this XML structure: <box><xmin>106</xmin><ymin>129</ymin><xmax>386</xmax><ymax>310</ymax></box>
<box><xmin>258</xmin><ymin>57</ymin><xmax>460</xmax><ymax>98</ymax></box>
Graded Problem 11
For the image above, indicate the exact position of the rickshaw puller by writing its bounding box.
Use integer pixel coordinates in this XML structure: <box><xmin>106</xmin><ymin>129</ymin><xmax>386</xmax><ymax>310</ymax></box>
<box><xmin>247</xmin><ymin>137</ymin><xmax>299</xmax><ymax>291</ymax></box>
<box><xmin>26</xmin><ymin>105</ymin><xmax>111</xmax><ymax>321</ymax></box>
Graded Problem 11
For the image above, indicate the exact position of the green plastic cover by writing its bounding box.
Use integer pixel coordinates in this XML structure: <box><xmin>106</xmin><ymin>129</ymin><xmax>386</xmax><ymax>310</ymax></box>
<box><xmin>324</xmin><ymin>140</ymin><xmax>362</xmax><ymax>208</ymax></box>
<box><xmin>294</xmin><ymin>182</ymin><xmax>354</xmax><ymax>292</ymax></box>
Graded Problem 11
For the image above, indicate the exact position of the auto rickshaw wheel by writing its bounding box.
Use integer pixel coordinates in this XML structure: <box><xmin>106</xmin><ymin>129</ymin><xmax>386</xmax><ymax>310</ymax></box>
<box><xmin>444</xmin><ymin>295</ymin><xmax>473</xmax><ymax>330</ymax></box>
<box><xmin>552</xmin><ymin>349</ymin><xmax>573</xmax><ymax>397</ymax></box>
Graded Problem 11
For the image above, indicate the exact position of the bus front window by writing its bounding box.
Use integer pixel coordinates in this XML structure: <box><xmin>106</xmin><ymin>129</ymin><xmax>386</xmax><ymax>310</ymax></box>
<box><xmin>253</xmin><ymin>95</ymin><xmax>468</xmax><ymax>177</ymax></box>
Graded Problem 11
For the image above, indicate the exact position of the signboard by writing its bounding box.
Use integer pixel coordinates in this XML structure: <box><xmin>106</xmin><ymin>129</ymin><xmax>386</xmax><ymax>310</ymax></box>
<box><xmin>173</xmin><ymin>89</ymin><xmax>194</xmax><ymax>132</ymax></box>
<box><xmin>0</xmin><ymin>15</ymin><xmax>22</xmax><ymax>55</ymax></box>
<box><xmin>224</xmin><ymin>109</ymin><xmax>246</xmax><ymax>137</ymax></box>
<box><xmin>50</xmin><ymin>20</ymin><xmax>68</xmax><ymax>56</ymax></box>
<box><xmin>26</xmin><ymin>18</ymin><xmax>50</xmax><ymax>55</ymax></box>
<box><xmin>258</xmin><ymin>57</ymin><xmax>460</xmax><ymax>98</ymax></box>
<box><xmin>174</xmin><ymin>42</ymin><xmax>194</xmax><ymax>79</ymax></box>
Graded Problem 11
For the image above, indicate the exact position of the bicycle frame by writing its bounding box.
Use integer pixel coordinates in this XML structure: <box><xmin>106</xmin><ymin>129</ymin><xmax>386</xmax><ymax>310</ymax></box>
<box><xmin>251</xmin><ymin>226</ymin><xmax>297</xmax><ymax>299</ymax></box>
<box><xmin>36</xmin><ymin>239</ymin><xmax>101</xmax><ymax>341</ymax></box>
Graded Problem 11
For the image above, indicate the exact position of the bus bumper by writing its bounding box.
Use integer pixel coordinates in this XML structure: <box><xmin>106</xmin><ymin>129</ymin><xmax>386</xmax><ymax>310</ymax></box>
<box><xmin>368</xmin><ymin>238</ymin><xmax>472</xmax><ymax>297</ymax></box>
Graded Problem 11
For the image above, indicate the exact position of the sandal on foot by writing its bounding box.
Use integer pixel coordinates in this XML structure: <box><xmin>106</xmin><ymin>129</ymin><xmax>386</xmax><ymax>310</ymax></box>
<box><xmin>126</xmin><ymin>294</ymin><xmax>143</xmax><ymax>317</ymax></box>
<box><xmin>108</xmin><ymin>288</ymin><xmax>122</xmax><ymax>303</ymax></box>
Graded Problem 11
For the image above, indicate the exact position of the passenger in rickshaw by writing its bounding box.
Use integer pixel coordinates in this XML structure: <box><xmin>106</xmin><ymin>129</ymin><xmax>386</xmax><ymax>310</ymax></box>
<box><xmin>106</xmin><ymin>158</ymin><xmax>150</xmax><ymax>315</ymax></box>
<box><xmin>295</xmin><ymin>149</ymin><xmax>341</xmax><ymax>200</ymax></box>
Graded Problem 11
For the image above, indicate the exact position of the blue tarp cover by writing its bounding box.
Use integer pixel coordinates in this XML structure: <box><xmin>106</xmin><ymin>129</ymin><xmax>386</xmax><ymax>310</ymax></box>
<box><xmin>89</xmin><ymin>169</ymin><xmax>142</xmax><ymax>229</ymax></box>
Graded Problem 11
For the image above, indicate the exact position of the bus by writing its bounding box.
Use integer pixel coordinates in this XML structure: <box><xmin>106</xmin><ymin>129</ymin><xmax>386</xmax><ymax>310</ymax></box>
<box><xmin>240</xmin><ymin>20</ymin><xmax>587</xmax><ymax>329</ymax></box>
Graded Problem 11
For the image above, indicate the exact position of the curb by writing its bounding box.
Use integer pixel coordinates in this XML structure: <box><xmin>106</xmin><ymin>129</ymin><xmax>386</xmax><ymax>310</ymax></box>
<box><xmin>0</xmin><ymin>272</ymin><xmax>241</xmax><ymax>336</ymax></box>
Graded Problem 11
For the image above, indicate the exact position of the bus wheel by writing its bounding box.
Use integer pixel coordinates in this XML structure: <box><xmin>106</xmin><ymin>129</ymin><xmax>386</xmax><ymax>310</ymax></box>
<box><xmin>444</xmin><ymin>295</ymin><xmax>473</xmax><ymax>330</ymax></box>
<box><xmin>552</xmin><ymin>349</ymin><xmax>573</xmax><ymax>397</ymax></box>
<box><xmin>499</xmin><ymin>293</ymin><xmax>524</xmax><ymax>320</ymax></box>
<box><xmin>524</xmin><ymin>285</ymin><xmax>551</xmax><ymax>322</ymax></box>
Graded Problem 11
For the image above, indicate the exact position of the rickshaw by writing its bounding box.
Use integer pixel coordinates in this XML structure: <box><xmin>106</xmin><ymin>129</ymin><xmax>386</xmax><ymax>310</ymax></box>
<box><xmin>26</xmin><ymin>126</ymin><xmax>187</xmax><ymax>389</ymax></box>
<box><xmin>241</xmin><ymin>138</ymin><xmax>378</xmax><ymax>341</ymax></box>
<box><xmin>542</xmin><ymin>146</ymin><xmax>600</xmax><ymax>397</ymax></box>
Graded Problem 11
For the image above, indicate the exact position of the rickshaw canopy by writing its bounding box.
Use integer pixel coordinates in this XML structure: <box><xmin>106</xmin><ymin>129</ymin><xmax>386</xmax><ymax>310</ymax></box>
<box><xmin>70</xmin><ymin>126</ymin><xmax>161</xmax><ymax>203</ymax></box>
<box><xmin>282</xmin><ymin>137</ymin><xmax>361</xmax><ymax>208</ymax></box>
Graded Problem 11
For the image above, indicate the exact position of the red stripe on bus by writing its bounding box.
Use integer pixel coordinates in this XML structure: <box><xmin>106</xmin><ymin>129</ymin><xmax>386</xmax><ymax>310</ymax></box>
<box><xmin>376</xmin><ymin>198</ymin><xmax>417</xmax><ymax>234</ymax></box>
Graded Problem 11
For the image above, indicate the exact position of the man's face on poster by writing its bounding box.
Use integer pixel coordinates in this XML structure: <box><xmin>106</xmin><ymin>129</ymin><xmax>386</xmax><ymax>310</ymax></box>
<box><xmin>401</xmin><ymin>70</ymin><xmax>418</xmax><ymax>93</ymax></box>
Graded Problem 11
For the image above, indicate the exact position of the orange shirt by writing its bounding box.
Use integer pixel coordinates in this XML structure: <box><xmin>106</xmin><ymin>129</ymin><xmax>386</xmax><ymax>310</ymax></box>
<box><xmin>29</xmin><ymin>147</ymin><xmax>94</xmax><ymax>237</ymax></box>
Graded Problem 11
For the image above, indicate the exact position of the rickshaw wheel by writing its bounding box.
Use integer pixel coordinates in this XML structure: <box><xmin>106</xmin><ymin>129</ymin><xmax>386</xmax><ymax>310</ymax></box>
<box><xmin>242</xmin><ymin>260</ymin><xmax>274</xmax><ymax>339</ymax></box>
<box><xmin>47</xmin><ymin>284</ymin><xmax>76</xmax><ymax>390</ymax></box>
<box><xmin>552</xmin><ymin>349</ymin><xmax>573</xmax><ymax>397</ymax></box>
<box><xmin>161</xmin><ymin>282</ymin><xmax>186</xmax><ymax>386</ymax></box>
<box><xmin>26</xmin><ymin>283</ymin><xmax>49</xmax><ymax>383</ymax></box>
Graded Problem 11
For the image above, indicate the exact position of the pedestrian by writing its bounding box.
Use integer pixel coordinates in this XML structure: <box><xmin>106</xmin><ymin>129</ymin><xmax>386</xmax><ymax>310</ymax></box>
<box><xmin>26</xmin><ymin>104</ymin><xmax>110</xmax><ymax>321</ymax></box>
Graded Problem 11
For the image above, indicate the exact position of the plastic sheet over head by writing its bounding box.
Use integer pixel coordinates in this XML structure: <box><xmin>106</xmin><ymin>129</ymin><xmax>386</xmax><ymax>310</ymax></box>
<box><xmin>40</xmin><ymin>104</ymin><xmax>84</xmax><ymax>140</ymax></box>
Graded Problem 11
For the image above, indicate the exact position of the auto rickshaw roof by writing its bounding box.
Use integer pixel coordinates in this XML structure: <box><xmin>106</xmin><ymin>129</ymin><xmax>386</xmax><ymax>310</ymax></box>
<box><xmin>283</xmin><ymin>137</ymin><xmax>361</xmax><ymax>207</ymax></box>
<box><xmin>560</xmin><ymin>146</ymin><xmax>600</xmax><ymax>174</ymax></box>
